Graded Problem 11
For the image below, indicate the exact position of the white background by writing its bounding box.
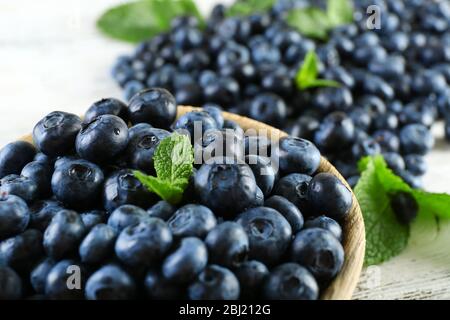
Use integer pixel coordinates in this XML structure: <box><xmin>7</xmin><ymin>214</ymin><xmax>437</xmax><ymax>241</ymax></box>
<box><xmin>1</xmin><ymin>0</ymin><xmax>450</xmax><ymax>299</ymax></box>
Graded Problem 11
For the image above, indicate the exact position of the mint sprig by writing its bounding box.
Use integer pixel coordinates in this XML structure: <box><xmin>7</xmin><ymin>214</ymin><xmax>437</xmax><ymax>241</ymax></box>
<box><xmin>226</xmin><ymin>0</ymin><xmax>276</xmax><ymax>17</ymax></box>
<box><xmin>286</xmin><ymin>0</ymin><xmax>354</xmax><ymax>40</ymax></box>
<box><xmin>97</xmin><ymin>0</ymin><xmax>204</xmax><ymax>43</ymax></box>
<box><xmin>355</xmin><ymin>156</ymin><xmax>450</xmax><ymax>266</ymax></box>
<box><xmin>134</xmin><ymin>133</ymin><xmax>194</xmax><ymax>205</ymax></box>
<box><xmin>295</xmin><ymin>51</ymin><xmax>340</xmax><ymax>90</ymax></box>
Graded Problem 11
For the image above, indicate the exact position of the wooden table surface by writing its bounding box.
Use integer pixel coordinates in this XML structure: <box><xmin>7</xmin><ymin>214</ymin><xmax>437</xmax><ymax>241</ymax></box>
<box><xmin>1</xmin><ymin>0</ymin><xmax>450</xmax><ymax>300</ymax></box>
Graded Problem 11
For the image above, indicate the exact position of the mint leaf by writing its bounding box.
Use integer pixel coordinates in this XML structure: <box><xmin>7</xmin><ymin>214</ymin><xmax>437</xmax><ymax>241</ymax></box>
<box><xmin>286</xmin><ymin>8</ymin><xmax>330</xmax><ymax>40</ymax></box>
<box><xmin>355</xmin><ymin>156</ymin><xmax>410</xmax><ymax>266</ymax></box>
<box><xmin>356</xmin><ymin>155</ymin><xmax>450</xmax><ymax>266</ymax></box>
<box><xmin>134</xmin><ymin>133</ymin><xmax>194</xmax><ymax>204</ymax></box>
<box><xmin>227</xmin><ymin>0</ymin><xmax>276</xmax><ymax>17</ymax></box>
<box><xmin>327</xmin><ymin>0</ymin><xmax>354</xmax><ymax>27</ymax></box>
<box><xmin>97</xmin><ymin>0</ymin><xmax>203</xmax><ymax>43</ymax></box>
<box><xmin>295</xmin><ymin>51</ymin><xmax>340</xmax><ymax>90</ymax></box>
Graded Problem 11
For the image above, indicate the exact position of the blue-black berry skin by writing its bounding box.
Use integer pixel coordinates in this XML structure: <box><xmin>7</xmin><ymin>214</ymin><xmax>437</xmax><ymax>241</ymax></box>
<box><xmin>80</xmin><ymin>210</ymin><xmax>107</xmax><ymax>231</ymax></box>
<box><xmin>304</xmin><ymin>215</ymin><xmax>343</xmax><ymax>242</ymax></box>
<box><xmin>245</xmin><ymin>155</ymin><xmax>276</xmax><ymax>197</ymax></box>
<box><xmin>167</xmin><ymin>204</ymin><xmax>217</xmax><ymax>239</ymax></box>
<box><xmin>291</xmin><ymin>228</ymin><xmax>344</xmax><ymax>284</ymax></box>
<box><xmin>43</xmin><ymin>210</ymin><xmax>86</xmax><ymax>260</ymax></box>
<box><xmin>79</xmin><ymin>224</ymin><xmax>117</xmax><ymax>265</ymax></box>
<box><xmin>147</xmin><ymin>200</ymin><xmax>176</xmax><ymax>221</ymax></box>
<box><xmin>85</xmin><ymin>264</ymin><xmax>136</xmax><ymax>300</ymax></box>
<box><xmin>236</xmin><ymin>207</ymin><xmax>292</xmax><ymax>266</ymax></box>
<box><xmin>0</xmin><ymin>141</ymin><xmax>37</xmax><ymax>179</ymax></box>
<box><xmin>30</xmin><ymin>258</ymin><xmax>55</xmax><ymax>294</ymax></box>
<box><xmin>307</xmin><ymin>173</ymin><xmax>353</xmax><ymax>221</ymax></box>
<box><xmin>76</xmin><ymin>115</ymin><xmax>129</xmax><ymax>164</ymax></box>
<box><xmin>0</xmin><ymin>174</ymin><xmax>39</xmax><ymax>204</ymax></box>
<box><xmin>274</xmin><ymin>137</ymin><xmax>321</xmax><ymax>175</ymax></box>
<box><xmin>205</xmin><ymin>221</ymin><xmax>249</xmax><ymax>268</ymax></box>
<box><xmin>51</xmin><ymin>159</ymin><xmax>104</xmax><ymax>211</ymax></box>
<box><xmin>84</xmin><ymin>98</ymin><xmax>129</xmax><ymax>124</ymax></box>
<box><xmin>265</xmin><ymin>195</ymin><xmax>304</xmax><ymax>233</ymax></box>
<box><xmin>0</xmin><ymin>194</ymin><xmax>29</xmax><ymax>240</ymax></box>
<box><xmin>194</xmin><ymin>163</ymin><xmax>258</xmax><ymax>218</ymax></box>
<box><xmin>115</xmin><ymin>219</ymin><xmax>172</xmax><ymax>267</ymax></box>
<box><xmin>273</xmin><ymin>173</ymin><xmax>312</xmax><ymax>214</ymax></box>
<box><xmin>162</xmin><ymin>237</ymin><xmax>208</xmax><ymax>284</ymax></box>
<box><xmin>263</xmin><ymin>263</ymin><xmax>319</xmax><ymax>300</ymax></box>
<box><xmin>33</xmin><ymin>111</ymin><xmax>82</xmax><ymax>157</ymax></box>
<box><xmin>144</xmin><ymin>270</ymin><xmax>184</xmax><ymax>300</ymax></box>
<box><xmin>399</xmin><ymin>123</ymin><xmax>435</xmax><ymax>155</ymax></box>
<box><xmin>128</xmin><ymin>88</ymin><xmax>177</xmax><ymax>130</ymax></box>
<box><xmin>28</xmin><ymin>200</ymin><xmax>64</xmax><ymax>232</ymax></box>
<box><xmin>172</xmin><ymin>111</ymin><xmax>217</xmax><ymax>143</ymax></box>
<box><xmin>107</xmin><ymin>204</ymin><xmax>148</xmax><ymax>232</ymax></box>
<box><xmin>234</xmin><ymin>260</ymin><xmax>269</xmax><ymax>300</ymax></box>
<box><xmin>188</xmin><ymin>265</ymin><xmax>240</xmax><ymax>300</ymax></box>
<box><xmin>21</xmin><ymin>160</ymin><xmax>53</xmax><ymax>198</ymax></box>
<box><xmin>0</xmin><ymin>266</ymin><xmax>22</xmax><ymax>299</ymax></box>
<box><xmin>45</xmin><ymin>259</ymin><xmax>86</xmax><ymax>300</ymax></box>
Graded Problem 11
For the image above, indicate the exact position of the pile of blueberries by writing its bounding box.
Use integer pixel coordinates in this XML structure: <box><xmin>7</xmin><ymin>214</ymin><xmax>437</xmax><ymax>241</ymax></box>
<box><xmin>112</xmin><ymin>0</ymin><xmax>450</xmax><ymax>189</ymax></box>
<box><xmin>0</xmin><ymin>88</ymin><xmax>352</xmax><ymax>300</ymax></box>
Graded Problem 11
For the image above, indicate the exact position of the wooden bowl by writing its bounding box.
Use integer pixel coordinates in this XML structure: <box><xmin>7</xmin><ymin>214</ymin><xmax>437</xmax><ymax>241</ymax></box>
<box><xmin>19</xmin><ymin>106</ymin><xmax>365</xmax><ymax>300</ymax></box>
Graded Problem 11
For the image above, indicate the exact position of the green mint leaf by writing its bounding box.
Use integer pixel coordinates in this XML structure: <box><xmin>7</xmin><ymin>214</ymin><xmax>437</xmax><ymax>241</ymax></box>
<box><xmin>134</xmin><ymin>171</ymin><xmax>185</xmax><ymax>205</ymax></box>
<box><xmin>227</xmin><ymin>0</ymin><xmax>276</xmax><ymax>17</ymax></box>
<box><xmin>354</xmin><ymin>156</ymin><xmax>410</xmax><ymax>266</ymax></box>
<box><xmin>327</xmin><ymin>0</ymin><xmax>354</xmax><ymax>27</ymax></box>
<box><xmin>97</xmin><ymin>0</ymin><xmax>203</xmax><ymax>43</ymax></box>
<box><xmin>295</xmin><ymin>51</ymin><xmax>341</xmax><ymax>90</ymax></box>
<box><xmin>412</xmin><ymin>191</ymin><xmax>450</xmax><ymax>219</ymax></box>
<box><xmin>286</xmin><ymin>8</ymin><xmax>330</xmax><ymax>40</ymax></box>
<box><xmin>133</xmin><ymin>132</ymin><xmax>194</xmax><ymax>204</ymax></box>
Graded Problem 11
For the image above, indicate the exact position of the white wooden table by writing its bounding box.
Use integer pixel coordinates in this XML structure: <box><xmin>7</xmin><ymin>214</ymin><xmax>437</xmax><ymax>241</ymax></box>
<box><xmin>1</xmin><ymin>0</ymin><xmax>450</xmax><ymax>300</ymax></box>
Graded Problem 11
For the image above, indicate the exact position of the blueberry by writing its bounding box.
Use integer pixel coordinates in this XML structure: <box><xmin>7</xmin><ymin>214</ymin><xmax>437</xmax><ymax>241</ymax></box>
<box><xmin>128</xmin><ymin>88</ymin><xmax>177</xmax><ymax>129</ymax></box>
<box><xmin>115</xmin><ymin>218</ymin><xmax>172</xmax><ymax>267</ymax></box>
<box><xmin>263</xmin><ymin>263</ymin><xmax>318</xmax><ymax>300</ymax></box>
<box><xmin>103</xmin><ymin>169</ymin><xmax>156</xmax><ymax>212</ymax></box>
<box><xmin>236</xmin><ymin>207</ymin><xmax>292</xmax><ymax>266</ymax></box>
<box><xmin>30</xmin><ymin>258</ymin><xmax>55</xmax><ymax>294</ymax></box>
<box><xmin>107</xmin><ymin>204</ymin><xmax>148</xmax><ymax>232</ymax></box>
<box><xmin>287</xmin><ymin>115</ymin><xmax>321</xmax><ymax>141</ymax></box>
<box><xmin>265</xmin><ymin>195</ymin><xmax>304</xmax><ymax>233</ymax></box>
<box><xmin>223</xmin><ymin>119</ymin><xmax>243</xmax><ymax>132</ymax></box>
<box><xmin>79</xmin><ymin>224</ymin><xmax>117</xmax><ymax>265</ymax></box>
<box><xmin>27</xmin><ymin>200</ymin><xmax>63</xmax><ymax>232</ymax></box>
<box><xmin>144</xmin><ymin>270</ymin><xmax>183</xmax><ymax>300</ymax></box>
<box><xmin>404</xmin><ymin>154</ymin><xmax>426</xmax><ymax>177</ymax></box>
<box><xmin>399</xmin><ymin>124</ymin><xmax>435</xmax><ymax>155</ymax></box>
<box><xmin>173</xmin><ymin>111</ymin><xmax>217</xmax><ymax>143</ymax></box>
<box><xmin>84</xmin><ymin>98</ymin><xmax>128</xmax><ymax>124</ymax></box>
<box><xmin>351</xmin><ymin>138</ymin><xmax>381</xmax><ymax>160</ymax></box>
<box><xmin>390</xmin><ymin>191</ymin><xmax>418</xmax><ymax>225</ymax></box>
<box><xmin>188</xmin><ymin>265</ymin><xmax>240</xmax><ymax>300</ymax></box>
<box><xmin>203</xmin><ymin>77</ymin><xmax>240</xmax><ymax>106</ymax></box>
<box><xmin>274</xmin><ymin>136</ymin><xmax>321</xmax><ymax>176</ymax></box>
<box><xmin>291</xmin><ymin>228</ymin><xmax>344</xmax><ymax>284</ymax></box>
<box><xmin>304</xmin><ymin>215</ymin><xmax>343</xmax><ymax>242</ymax></box>
<box><xmin>245</xmin><ymin>155</ymin><xmax>275</xmax><ymax>197</ymax></box>
<box><xmin>0</xmin><ymin>266</ymin><xmax>22</xmax><ymax>299</ymax></box>
<box><xmin>51</xmin><ymin>159</ymin><xmax>104</xmax><ymax>210</ymax></box>
<box><xmin>0</xmin><ymin>141</ymin><xmax>36</xmax><ymax>179</ymax></box>
<box><xmin>244</xmin><ymin>135</ymin><xmax>272</xmax><ymax>157</ymax></box>
<box><xmin>307</xmin><ymin>173</ymin><xmax>353</xmax><ymax>221</ymax></box>
<box><xmin>0</xmin><ymin>229</ymin><xmax>43</xmax><ymax>272</ymax></box>
<box><xmin>0</xmin><ymin>194</ymin><xmax>29</xmax><ymax>240</ymax></box>
<box><xmin>33</xmin><ymin>111</ymin><xmax>82</xmax><ymax>157</ymax></box>
<box><xmin>21</xmin><ymin>160</ymin><xmax>53</xmax><ymax>198</ymax></box>
<box><xmin>247</xmin><ymin>93</ymin><xmax>286</xmax><ymax>127</ymax></box>
<box><xmin>76</xmin><ymin>115</ymin><xmax>128</xmax><ymax>164</ymax></box>
<box><xmin>194</xmin><ymin>129</ymin><xmax>244</xmax><ymax>164</ymax></box>
<box><xmin>312</xmin><ymin>87</ymin><xmax>353</xmax><ymax>113</ymax></box>
<box><xmin>203</xmin><ymin>104</ymin><xmax>224</xmax><ymax>128</ymax></box>
<box><xmin>205</xmin><ymin>221</ymin><xmax>249</xmax><ymax>268</ymax></box>
<box><xmin>273</xmin><ymin>173</ymin><xmax>312</xmax><ymax>213</ymax></box>
<box><xmin>171</xmin><ymin>27</ymin><xmax>203</xmax><ymax>50</ymax></box>
<box><xmin>45</xmin><ymin>260</ymin><xmax>86</xmax><ymax>300</ymax></box>
<box><xmin>373</xmin><ymin>130</ymin><xmax>400</xmax><ymax>153</ymax></box>
<box><xmin>194</xmin><ymin>163</ymin><xmax>258</xmax><ymax>218</ymax></box>
<box><xmin>80</xmin><ymin>210</ymin><xmax>107</xmax><ymax>230</ymax></box>
<box><xmin>175</xmin><ymin>83</ymin><xmax>203</xmax><ymax>106</ymax></box>
<box><xmin>233</xmin><ymin>260</ymin><xmax>268</xmax><ymax>300</ymax></box>
<box><xmin>128</xmin><ymin>123</ymin><xmax>153</xmax><ymax>140</ymax></box>
<box><xmin>125</xmin><ymin>127</ymin><xmax>170</xmax><ymax>174</ymax></box>
<box><xmin>399</xmin><ymin>170</ymin><xmax>423</xmax><ymax>189</ymax></box>
<box><xmin>168</xmin><ymin>204</ymin><xmax>217</xmax><ymax>239</ymax></box>
<box><xmin>0</xmin><ymin>174</ymin><xmax>38</xmax><ymax>204</ymax></box>
<box><xmin>382</xmin><ymin>152</ymin><xmax>405</xmax><ymax>174</ymax></box>
<box><xmin>314</xmin><ymin>112</ymin><xmax>355</xmax><ymax>150</ymax></box>
<box><xmin>147</xmin><ymin>200</ymin><xmax>176</xmax><ymax>221</ymax></box>
<box><xmin>85</xmin><ymin>264</ymin><xmax>136</xmax><ymax>300</ymax></box>
<box><xmin>43</xmin><ymin>210</ymin><xmax>86</xmax><ymax>259</ymax></box>
<box><xmin>162</xmin><ymin>237</ymin><xmax>208</xmax><ymax>284</ymax></box>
